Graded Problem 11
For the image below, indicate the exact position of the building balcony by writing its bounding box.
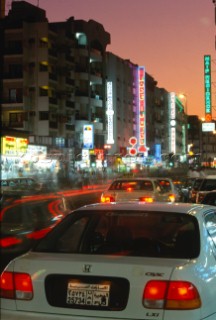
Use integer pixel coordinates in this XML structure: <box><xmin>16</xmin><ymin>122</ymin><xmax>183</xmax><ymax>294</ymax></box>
<box><xmin>65</xmin><ymin>54</ymin><xmax>74</xmax><ymax>63</ymax></box>
<box><xmin>4</xmin><ymin>46</ymin><xmax>23</xmax><ymax>55</ymax></box>
<box><xmin>3</xmin><ymin>72</ymin><xmax>23</xmax><ymax>79</ymax></box>
<box><xmin>66</xmin><ymin>100</ymin><xmax>75</xmax><ymax>108</ymax></box>
<box><xmin>49</xmin><ymin>97</ymin><xmax>58</xmax><ymax>105</ymax></box>
<box><xmin>48</xmin><ymin>48</ymin><xmax>58</xmax><ymax>57</ymax></box>
<box><xmin>90</xmin><ymin>73</ymin><xmax>102</xmax><ymax>84</ymax></box>
<box><xmin>75</xmin><ymin>72</ymin><xmax>89</xmax><ymax>80</ymax></box>
<box><xmin>2</xmin><ymin>97</ymin><xmax>23</xmax><ymax>104</ymax></box>
<box><xmin>49</xmin><ymin>73</ymin><xmax>58</xmax><ymax>81</ymax></box>
<box><xmin>65</xmin><ymin>124</ymin><xmax>75</xmax><ymax>131</ymax></box>
<box><xmin>65</xmin><ymin>78</ymin><xmax>74</xmax><ymax>85</ymax></box>
<box><xmin>5</xmin><ymin>121</ymin><xmax>25</xmax><ymax>129</ymax></box>
<box><xmin>90</xmin><ymin>48</ymin><xmax>102</xmax><ymax>62</ymax></box>
<box><xmin>90</xmin><ymin>97</ymin><xmax>103</xmax><ymax>107</ymax></box>
<box><xmin>49</xmin><ymin>121</ymin><xmax>58</xmax><ymax>129</ymax></box>
<box><xmin>76</xmin><ymin>48</ymin><xmax>88</xmax><ymax>56</ymax></box>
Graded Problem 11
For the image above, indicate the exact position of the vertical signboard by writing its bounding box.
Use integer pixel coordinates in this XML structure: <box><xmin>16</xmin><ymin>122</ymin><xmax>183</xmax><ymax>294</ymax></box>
<box><xmin>169</xmin><ymin>92</ymin><xmax>176</xmax><ymax>154</ymax></box>
<box><xmin>106</xmin><ymin>81</ymin><xmax>114</xmax><ymax>144</ymax></box>
<box><xmin>83</xmin><ymin>125</ymin><xmax>94</xmax><ymax>149</ymax></box>
<box><xmin>138</xmin><ymin>66</ymin><xmax>147</xmax><ymax>153</ymax></box>
<box><xmin>204</xmin><ymin>55</ymin><xmax>212</xmax><ymax>122</ymax></box>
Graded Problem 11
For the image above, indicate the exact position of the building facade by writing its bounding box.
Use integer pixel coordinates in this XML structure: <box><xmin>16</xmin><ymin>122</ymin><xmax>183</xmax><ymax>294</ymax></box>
<box><xmin>0</xmin><ymin>0</ymin><xmax>192</xmax><ymax>179</ymax></box>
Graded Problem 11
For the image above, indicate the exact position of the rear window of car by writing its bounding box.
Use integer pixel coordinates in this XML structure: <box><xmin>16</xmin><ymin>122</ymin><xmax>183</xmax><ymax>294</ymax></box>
<box><xmin>200</xmin><ymin>179</ymin><xmax>216</xmax><ymax>191</ymax></box>
<box><xmin>192</xmin><ymin>179</ymin><xmax>203</xmax><ymax>190</ymax></box>
<box><xmin>157</xmin><ymin>179</ymin><xmax>172</xmax><ymax>192</ymax></box>
<box><xmin>108</xmin><ymin>180</ymin><xmax>154</xmax><ymax>191</ymax></box>
<box><xmin>202</xmin><ymin>193</ymin><xmax>216</xmax><ymax>205</ymax></box>
<box><xmin>34</xmin><ymin>210</ymin><xmax>200</xmax><ymax>259</ymax></box>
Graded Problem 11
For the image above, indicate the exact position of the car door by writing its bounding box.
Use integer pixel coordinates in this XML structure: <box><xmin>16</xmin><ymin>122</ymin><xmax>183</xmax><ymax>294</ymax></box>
<box><xmin>204</xmin><ymin>210</ymin><xmax>216</xmax><ymax>258</ymax></box>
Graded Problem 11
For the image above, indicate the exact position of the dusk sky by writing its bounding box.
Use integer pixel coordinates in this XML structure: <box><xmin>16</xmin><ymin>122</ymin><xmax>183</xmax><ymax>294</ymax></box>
<box><xmin>6</xmin><ymin>0</ymin><xmax>216</xmax><ymax>117</ymax></box>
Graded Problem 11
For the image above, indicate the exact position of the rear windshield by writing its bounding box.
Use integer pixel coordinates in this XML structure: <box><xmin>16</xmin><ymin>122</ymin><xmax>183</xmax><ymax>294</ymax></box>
<box><xmin>108</xmin><ymin>180</ymin><xmax>154</xmax><ymax>191</ymax></box>
<box><xmin>200</xmin><ymin>179</ymin><xmax>216</xmax><ymax>191</ymax></box>
<box><xmin>34</xmin><ymin>210</ymin><xmax>200</xmax><ymax>259</ymax></box>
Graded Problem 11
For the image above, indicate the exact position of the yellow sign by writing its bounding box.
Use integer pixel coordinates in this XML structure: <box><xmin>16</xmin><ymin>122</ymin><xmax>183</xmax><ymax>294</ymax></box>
<box><xmin>2</xmin><ymin>136</ymin><xmax>28</xmax><ymax>155</ymax></box>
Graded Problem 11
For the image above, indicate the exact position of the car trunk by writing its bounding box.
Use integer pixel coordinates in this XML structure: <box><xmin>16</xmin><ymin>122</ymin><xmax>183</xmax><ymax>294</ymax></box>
<box><xmin>13</xmin><ymin>252</ymin><xmax>189</xmax><ymax>319</ymax></box>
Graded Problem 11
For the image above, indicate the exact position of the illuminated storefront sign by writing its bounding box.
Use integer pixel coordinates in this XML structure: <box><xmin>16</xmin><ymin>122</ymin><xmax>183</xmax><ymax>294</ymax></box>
<box><xmin>204</xmin><ymin>55</ymin><xmax>212</xmax><ymax>121</ymax></box>
<box><xmin>169</xmin><ymin>92</ymin><xmax>176</xmax><ymax>154</ymax></box>
<box><xmin>83</xmin><ymin>125</ymin><xmax>94</xmax><ymax>149</ymax></box>
<box><xmin>202</xmin><ymin>122</ymin><xmax>215</xmax><ymax>132</ymax></box>
<box><xmin>2</xmin><ymin>136</ymin><xmax>28</xmax><ymax>155</ymax></box>
<box><xmin>106</xmin><ymin>81</ymin><xmax>114</xmax><ymax>144</ymax></box>
<box><xmin>26</xmin><ymin>145</ymin><xmax>47</xmax><ymax>160</ymax></box>
<box><xmin>138</xmin><ymin>66</ymin><xmax>147</xmax><ymax>153</ymax></box>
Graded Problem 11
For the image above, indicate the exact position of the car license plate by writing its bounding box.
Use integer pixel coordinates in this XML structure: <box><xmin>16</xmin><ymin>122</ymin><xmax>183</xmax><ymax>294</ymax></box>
<box><xmin>66</xmin><ymin>282</ymin><xmax>110</xmax><ymax>306</ymax></box>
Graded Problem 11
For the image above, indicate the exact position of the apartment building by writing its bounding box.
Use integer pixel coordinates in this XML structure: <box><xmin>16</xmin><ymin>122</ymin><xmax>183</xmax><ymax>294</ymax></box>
<box><xmin>0</xmin><ymin>1</ymin><xmax>189</xmax><ymax>176</ymax></box>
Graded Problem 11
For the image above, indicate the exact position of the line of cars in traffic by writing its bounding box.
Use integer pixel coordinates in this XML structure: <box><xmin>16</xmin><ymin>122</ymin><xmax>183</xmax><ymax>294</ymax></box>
<box><xmin>1</xmin><ymin>175</ymin><xmax>216</xmax><ymax>320</ymax></box>
<box><xmin>179</xmin><ymin>175</ymin><xmax>216</xmax><ymax>204</ymax></box>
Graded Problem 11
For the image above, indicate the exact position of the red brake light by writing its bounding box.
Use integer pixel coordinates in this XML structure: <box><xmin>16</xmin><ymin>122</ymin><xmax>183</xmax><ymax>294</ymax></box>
<box><xmin>100</xmin><ymin>195</ymin><xmax>115</xmax><ymax>203</ymax></box>
<box><xmin>0</xmin><ymin>271</ymin><xmax>14</xmax><ymax>299</ymax></box>
<box><xmin>1</xmin><ymin>271</ymin><xmax>33</xmax><ymax>300</ymax></box>
<box><xmin>168</xmin><ymin>194</ymin><xmax>175</xmax><ymax>202</ymax></box>
<box><xmin>143</xmin><ymin>280</ymin><xmax>201</xmax><ymax>310</ymax></box>
<box><xmin>139</xmin><ymin>196</ymin><xmax>154</xmax><ymax>203</ymax></box>
<box><xmin>0</xmin><ymin>237</ymin><xmax>22</xmax><ymax>248</ymax></box>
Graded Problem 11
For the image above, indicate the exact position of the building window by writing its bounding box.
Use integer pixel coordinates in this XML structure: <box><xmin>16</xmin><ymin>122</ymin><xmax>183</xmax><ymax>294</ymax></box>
<box><xmin>9</xmin><ymin>112</ymin><xmax>26</xmax><ymax>127</ymax></box>
<box><xmin>39</xmin><ymin>87</ymin><xmax>48</xmax><ymax>96</ymax></box>
<box><xmin>39</xmin><ymin>111</ymin><xmax>49</xmax><ymax>120</ymax></box>
<box><xmin>40</xmin><ymin>62</ymin><xmax>48</xmax><ymax>72</ymax></box>
<box><xmin>9</xmin><ymin>88</ymin><xmax>23</xmax><ymax>103</ymax></box>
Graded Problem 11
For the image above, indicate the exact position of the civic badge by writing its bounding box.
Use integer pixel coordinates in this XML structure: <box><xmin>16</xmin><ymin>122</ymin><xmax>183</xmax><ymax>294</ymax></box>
<box><xmin>83</xmin><ymin>264</ymin><xmax>92</xmax><ymax>273</ymax></box>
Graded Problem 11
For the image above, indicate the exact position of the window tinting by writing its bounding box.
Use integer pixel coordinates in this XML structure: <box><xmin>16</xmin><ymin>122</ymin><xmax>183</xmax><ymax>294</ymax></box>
<box><xmin>34</xmin><ymin>210</ymin><xmax>200</xmax><ymax>259</ymax></box>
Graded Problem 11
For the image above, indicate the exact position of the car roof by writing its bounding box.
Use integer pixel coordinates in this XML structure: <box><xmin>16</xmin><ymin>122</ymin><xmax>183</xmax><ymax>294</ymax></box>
<box><xmin>203</xmin><ymin>190</ymin><xmax>216</xmax><ymax>194</ymax></box>
<box><xmin>75</xmin><ymin>201</ymin><xmax>212</xmax><ymax>217</ymax></box>
<box><xmin>110</xmin><ymin>177</ymin><xmax>158</xmax><ymax>181</ymax></box>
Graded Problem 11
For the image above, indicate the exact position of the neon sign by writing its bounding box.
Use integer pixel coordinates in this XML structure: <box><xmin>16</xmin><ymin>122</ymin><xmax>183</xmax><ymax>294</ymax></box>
<box><xmin>106</xmin><ymin>81</ymin><xmax>114</xmax><ymax>144</ymax></box>
<box><xmin>204</xmin><ymin>55</ymin><xmax>212</xmax><ymax>121</ymax></box>
<box><xmin>169</xmin><ymin>92</ymin><xmax>176</xmax><ymax>154</ymax></box>
<box><xmin>138</xmin><ymin>66</ymin><xmax>147</xmax><ymax>152</ymax></box>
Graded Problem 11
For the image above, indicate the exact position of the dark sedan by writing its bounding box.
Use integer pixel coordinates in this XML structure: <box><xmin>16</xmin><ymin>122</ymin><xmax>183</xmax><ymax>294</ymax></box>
<box><xmin>201</xmin><ymin>190</ymin><xmax>216</xmax><ymax>206</ymax></box>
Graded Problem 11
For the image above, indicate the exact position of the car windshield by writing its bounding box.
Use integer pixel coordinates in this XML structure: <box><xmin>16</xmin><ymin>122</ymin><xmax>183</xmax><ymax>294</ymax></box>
<box><xmin>34</xmin><ymin>210</ymin><xmax>200</xmax><ymax>259</ymax></box>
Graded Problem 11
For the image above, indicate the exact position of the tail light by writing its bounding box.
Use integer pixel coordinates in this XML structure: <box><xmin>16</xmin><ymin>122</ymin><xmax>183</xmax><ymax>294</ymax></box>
<box><xmin>0</xmin><ymin>237</ymin><xmax>22</xmax><ymax>248</ymax></box>
<box><xmin>139</xmin><ymin>196</ymin><xmax>154</xmax><ymax>203</ymax></box>
<box><xmin>168</xmin><ymin>194</ymin><xmax>176</xmax><ymax>202</ymax></box>
<box><xmin>143</xmin><ymin>280</ymin><xmax>201</xmax><ymax>310</ymax></box>
<box><xmin>0</xmin><ymin>271</ymin><xmax>33</xmax><ymax>300</ymax></box>
<box><xmin>100</xmin><ymin>195</ymin><xmax>115</xmax><ymax>203</ymax></box>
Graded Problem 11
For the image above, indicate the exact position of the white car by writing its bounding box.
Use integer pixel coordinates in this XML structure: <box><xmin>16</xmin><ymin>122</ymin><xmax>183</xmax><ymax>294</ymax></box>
<box><xmin>1</xmin><ymin>202</ymin><xmax>216</xmax><ymax>320</ymax></box>
<box><xmin>100</xmin><ymin>177</ymin><xmax>177</xmax><ymax>203</ymax></box>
